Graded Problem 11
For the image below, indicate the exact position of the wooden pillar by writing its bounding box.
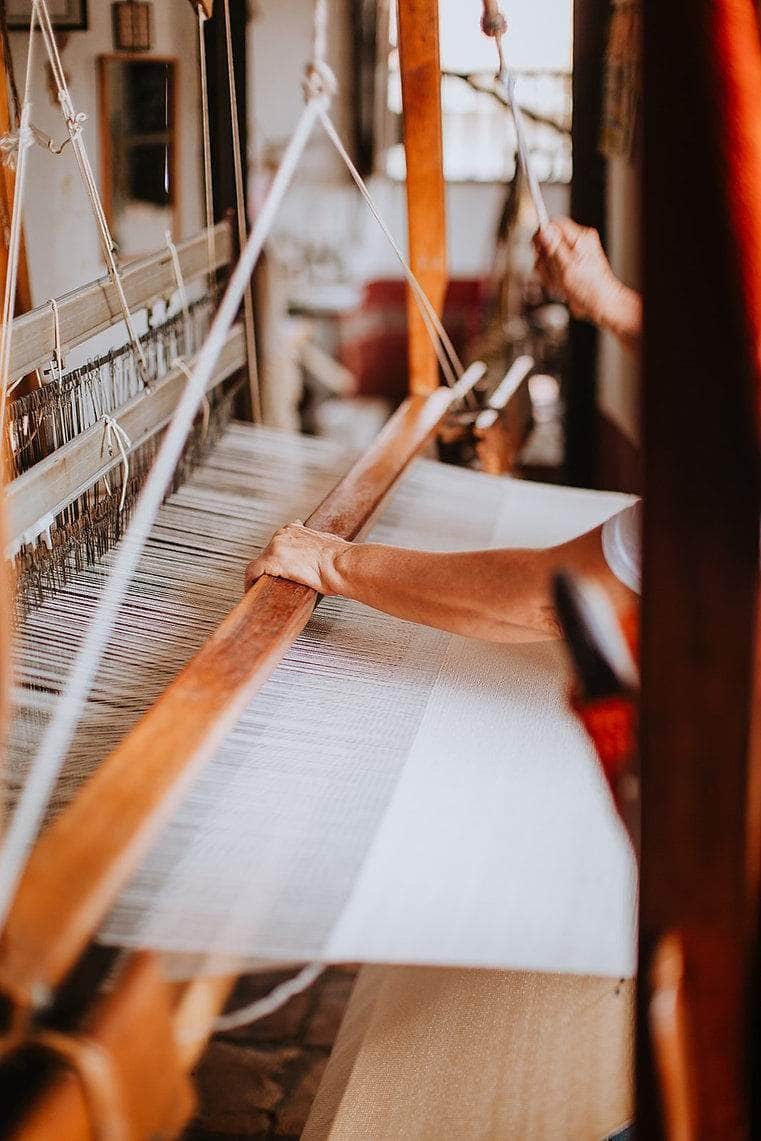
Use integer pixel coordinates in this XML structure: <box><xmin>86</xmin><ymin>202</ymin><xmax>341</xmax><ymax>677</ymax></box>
<box><xmin>397</xmin><ymin>0</ymin><xmax>446</xmax><ymax>395</ymax></box>
<box><xmin>567</xmin><ymin>0</ymin><xmax>607</xmax><ymax>487</ymax></box>
<box><xmin>640</xmin><ymin>1</ymin><xmax>761</xmax><ymax>1134</ymax></box>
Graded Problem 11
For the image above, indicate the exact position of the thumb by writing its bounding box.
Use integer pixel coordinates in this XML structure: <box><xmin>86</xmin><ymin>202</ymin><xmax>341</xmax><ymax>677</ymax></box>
<box><xmin>533</xmin><ymin>221</ymin><xmax>562</xmax><ymax>257</ymax></box>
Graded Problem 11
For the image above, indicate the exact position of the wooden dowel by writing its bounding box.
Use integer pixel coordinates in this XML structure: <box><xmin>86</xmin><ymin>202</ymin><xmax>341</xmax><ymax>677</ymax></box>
<box><xmin>397</xmin><ymin>0</ymin><xmax>447</xmax><ymax>395</ymax></box>
<box><xmin>8</xmin><ymin>222</ymin><xmax>232</xmax><ymax>384</ymax></box>
<box><xmin>0</xmin><ymin>381</ymin><xmax>471</xmax><ymax>1009</ymax></box>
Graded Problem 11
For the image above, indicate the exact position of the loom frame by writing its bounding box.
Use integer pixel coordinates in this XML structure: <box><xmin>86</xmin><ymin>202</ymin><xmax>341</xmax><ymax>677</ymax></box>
<box><xmin>0</xmin><ymin>2</ymin><xmax>453</xmax><ymax>1136</ymax></box>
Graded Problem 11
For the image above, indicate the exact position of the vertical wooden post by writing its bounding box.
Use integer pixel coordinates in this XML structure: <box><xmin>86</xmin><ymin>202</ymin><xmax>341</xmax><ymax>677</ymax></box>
<box><xmin>397</xmin><ymin>0</ymin><xmax>446</xmax><ymax>395</ymax></box>
<box><xmin>641</xmin><ymin>1</ymin><xmax>761</xmax><ymax>1134</ymax></box>
<box><xmin>567</xmin><ymin>0</ymin><xmax>607</xmax><ymax>487</ymax></box>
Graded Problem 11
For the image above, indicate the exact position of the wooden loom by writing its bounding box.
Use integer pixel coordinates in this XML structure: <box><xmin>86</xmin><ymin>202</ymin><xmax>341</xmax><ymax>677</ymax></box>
<box><xmin>0</xmin><ymin>2</ymin><xmax>497</xmax><ymax>1135</ymax></box>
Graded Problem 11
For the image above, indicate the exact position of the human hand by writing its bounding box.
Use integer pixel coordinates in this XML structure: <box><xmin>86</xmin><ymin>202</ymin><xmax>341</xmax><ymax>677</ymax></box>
<box><xmin>244</xmin><ymin>522</ymin><xmax>350</xmax><ymax>595</ymax></box>
<box><xmin>533</xmin><ymin>217</ymin><xmax>622</xmax><ymax>327</ymax></box>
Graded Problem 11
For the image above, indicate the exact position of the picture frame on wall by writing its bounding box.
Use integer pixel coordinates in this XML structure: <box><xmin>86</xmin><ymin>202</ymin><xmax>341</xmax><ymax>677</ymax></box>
<box><xmin>6</xmin><ymin>0</ymin><xmax>88</xmax><ymax>30</ymax></box>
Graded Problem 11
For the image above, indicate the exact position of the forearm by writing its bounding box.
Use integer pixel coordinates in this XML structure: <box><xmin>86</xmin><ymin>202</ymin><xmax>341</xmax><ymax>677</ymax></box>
<box><xmin>246</xmin><ymin>521</ymin><xmax>635</xmax><ymax>643</ymax></box>
<box><xmin>326</xmin><ymin>543</ymin><xmax>559</xmax><ymax>642</ymax></box>
<box><xmin>598</xmin><ymin>280</ymin><xmax>642</xmax><ymax>351</ymax></box>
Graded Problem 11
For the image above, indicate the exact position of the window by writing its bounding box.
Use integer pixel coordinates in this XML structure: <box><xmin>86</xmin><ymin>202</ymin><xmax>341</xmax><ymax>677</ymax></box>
<box><xmin>383</xmin><ymin>0</ymin><xmax>572</xmax><ymax>184</ymax></box>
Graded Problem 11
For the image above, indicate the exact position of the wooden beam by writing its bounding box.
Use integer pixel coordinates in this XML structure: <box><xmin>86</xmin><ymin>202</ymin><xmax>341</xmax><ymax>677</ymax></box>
<box><xmin>5</xmin><ymin>324</ymin><xmax>246</xmax><ymax>546</ymax></box>
<box><xmin>8</xmin><ymin>222</ymin><xmax>232</xmax><ymax>384</ymax></box>
<box><xmin>397</xmin><ymin>0</ymin><xmax>447</xmax><ymax>395</ymax></box>
<box><xmin>567</xmin><ymin>0</ymin><xmax>607</xmax><ymax>486</ymax></box>
<box><xmin>640</xmin><ymin>0</ymin><xmax>761</xmax><ymax>1134</ymax></box>
<box><xmin>0</xmin><ymin>377</ymin><xmax>479</xmax><ymax>1009</ymax></box>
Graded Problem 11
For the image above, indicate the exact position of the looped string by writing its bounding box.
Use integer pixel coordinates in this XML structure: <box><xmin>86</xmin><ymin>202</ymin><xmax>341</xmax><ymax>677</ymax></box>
<box><xmin>317</xmin><ymin>110</ymin><xmax>475</xmax><ymax>401</ymax></box>
<box><xmin>480</xmin><ymin>0</ymin><xmax>549</xmax><ymax>228</ymax></box>
<box><xmin>101</xmin><ymin>416</ymin><xmax>132</xmax><ymax>512</ymax></box>
<box><xmin>303</xmin><ymin>0</ymin><xmax>336</xmax><ymax>102</ymax></box>
<box><xmin>165</xmin><ymin>230</ymin><xmax>192</xmax><ymax>349</ymax></box>
<box><xmin>173</xmin><ymin>357</ymin><xmax>210</xmax><ymax>440</ymax></box>
<box><xmin>31</xmin><ymin>1028</ymin><xmax>128</xmax><ymax>1141</ymax></box>
<box><xmin>302</xmin><ymin>60</ymin><xmax>337</xmax><ymax>103</ymax></box>
<box><xmin>49</xmin><ymin>296</ymin><xmax>63</xmax><ymax>380</ymax></box>
<box><xmin>34</xmin><ymin>0</ymin><xmax>151</xmax><ymax>389</ymax></box>
<box><xmin>213</xmin><ymin>962</ymin><xmax>323</xmax><ymax>1032</ymax></box>
<box><xmin>197</xmin><ymin>6</ymin><xmax>218</xmax><ymax>301</ymax></box>
<box><xmin>0</xmin><ymin>119</ymin><xmax>75</xmax><ymax>168</ymax></box>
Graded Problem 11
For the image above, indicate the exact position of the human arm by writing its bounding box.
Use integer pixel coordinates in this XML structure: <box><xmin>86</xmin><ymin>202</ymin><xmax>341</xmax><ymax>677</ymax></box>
<box><xmin>533</xmin><ymin>217</ymin><xmax>642</xmax><ymax>351</ymax></box>
<box><xmin>244</xmin><ymin>521</ymin><xmax>637</xmax><ymax>644</ymax></box>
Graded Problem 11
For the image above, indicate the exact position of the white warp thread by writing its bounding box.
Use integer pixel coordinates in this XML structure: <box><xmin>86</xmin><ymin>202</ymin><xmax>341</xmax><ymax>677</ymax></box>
<box><xmin>10</xmin><ymin>425</ymin><xmax>638</xmax><ymax>978</ymax></box>
<box><xmin>214</xmin><ymin>963</ymin><xmax>324</xmax><ymax>1032</ymax></box>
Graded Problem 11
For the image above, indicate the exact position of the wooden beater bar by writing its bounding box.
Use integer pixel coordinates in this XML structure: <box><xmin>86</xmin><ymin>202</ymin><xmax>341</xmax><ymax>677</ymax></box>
<box><xmin>0</xmin><ymin>373</ymin><xmax>480</xmax><ymax>1012</ymax></box>
<box><xmin>397</xmin><ymin>0</ymin><xmax>447</xmax><ymax>394</ymax></box>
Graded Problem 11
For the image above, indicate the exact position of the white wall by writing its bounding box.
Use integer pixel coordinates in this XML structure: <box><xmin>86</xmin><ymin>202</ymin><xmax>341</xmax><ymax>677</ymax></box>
<box><xmin>248</xmin><ymin>0</ymin><xmax>568</xmax><ymax>285</ymax></box>
<box><xmin>598</xmin><ymin>157</ymin><xmax>641</xmax><ymax>445</ymax></box>
<box><xmin>10</xmin><ymin>0</ymin><xmax>202</xmax><ymax>305</ymax></box>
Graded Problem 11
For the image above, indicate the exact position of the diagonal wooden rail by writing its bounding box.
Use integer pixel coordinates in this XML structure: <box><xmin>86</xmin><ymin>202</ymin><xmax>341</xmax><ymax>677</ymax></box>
<box><xmin>0</xmin><ymin>373</ymin><xmax>480</xmax><ymax>1012</ymax></box>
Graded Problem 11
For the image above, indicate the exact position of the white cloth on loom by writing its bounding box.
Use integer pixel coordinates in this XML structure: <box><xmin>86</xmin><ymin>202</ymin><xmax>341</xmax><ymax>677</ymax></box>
<box><xmin>602</xmin><ymin>500</ymin><xmax>642</xmax><ymax>594</ymax></box>
<box><xmin>11</xmin><ymin>425</ymin><xmax>638</xmax><ymax>978</ymax></box>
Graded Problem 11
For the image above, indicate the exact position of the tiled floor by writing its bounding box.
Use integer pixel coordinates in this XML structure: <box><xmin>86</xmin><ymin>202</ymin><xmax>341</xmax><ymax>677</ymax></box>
<box><xmin>184</xmin><ymin>966</ymin><xmax>357</xmax><ymax>1140</ymax></box>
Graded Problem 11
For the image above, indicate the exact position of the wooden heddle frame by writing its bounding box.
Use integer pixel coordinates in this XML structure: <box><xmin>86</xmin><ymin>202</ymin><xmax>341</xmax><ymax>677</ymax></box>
<box><xmin>0</xmin><ymin>1</ymin><xmax>482</xmax><ymax>1137</ymax></box>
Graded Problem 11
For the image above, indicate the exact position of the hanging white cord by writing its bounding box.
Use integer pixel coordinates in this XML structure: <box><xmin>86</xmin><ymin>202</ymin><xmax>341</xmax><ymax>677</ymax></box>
<box><xmin>499</xmin><ymin>73</ymin><xmax>549</xmax><ymax>228</ymax></box>
<box><xmin>0</xmin><ymin>6</ymin><xmax>36</xmax><ymax>433</ymax></box>
<box><xmin>100</xmin><ymin>416</ymin><xmax>132</xmax><ymax>513</ymax></box>
<box><xmin>317</xmin><ymin>111</ymin><xmax>464</xmax><ymax>389</ymax></box>
<box><xmin>480</xmin><ymin>1</ymin><xmax>549</xmax><ymax>228</ymax></box>
<box><xmin>33</xmin><ymin>0</ymin><xmax>150</xmax><ymax>387</ymax></box>
<box><xmin>197</xmin><ymin>8</ymin><xmax>217</xmax><ymax>298</ymax></box>
<box><xmin>212</xmin><ymin>963</ymin><xmax>324</xmax><ymax>1033</ymax></box>
<box><xmin>0</xmin><ymin>97</ymin><xmax>323</xmax><ymax>933</ymax></box>
<box><xmin>173</xmin><ymin>356</ymin><xmax>210</xmax><ymax>440</ymax></box>
<box><xmin>165</xmin><ymin>230</ymin><xmax>192</xmax><ymax>349</ymax></box>
<box><xmin>223</xmin><ymin>0</ymin><xmax>261</xmax><ymax>423</ymax></box>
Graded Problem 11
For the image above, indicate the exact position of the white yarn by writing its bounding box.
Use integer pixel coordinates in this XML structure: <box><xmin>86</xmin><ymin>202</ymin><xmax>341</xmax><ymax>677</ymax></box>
<box><xmin>34</xmin><ymin>0</ymin><xmax>150</xmax><ymax>385</ymax></box>
<box><xmin>214</xmin><ymin>963</ymin><xmax>323</xmax><ymax>1032</ymax></box>
<box><xmin>317</xmin><ymin>110</ymin><xmax>465</xmax><ymax>389</ymax></box>
<box><xmin>100</xmin><ymin>416</ymin><xmax>133</xmax><ymax>513</ymax></box>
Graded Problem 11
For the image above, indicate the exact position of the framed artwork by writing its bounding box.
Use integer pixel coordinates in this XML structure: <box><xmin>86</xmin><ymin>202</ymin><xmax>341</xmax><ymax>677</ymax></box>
<box><xmin>6</xmin><ymin>0</ymin><xmax>88</xmax><ymax>30</ymax></box>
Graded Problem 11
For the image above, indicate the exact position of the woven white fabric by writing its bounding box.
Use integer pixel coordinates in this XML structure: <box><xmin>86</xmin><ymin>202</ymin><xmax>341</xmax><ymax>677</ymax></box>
<box><xmin>10</xmin><ymin>425</ymin><xmax>636</xmax><ymax>977</ymax></box>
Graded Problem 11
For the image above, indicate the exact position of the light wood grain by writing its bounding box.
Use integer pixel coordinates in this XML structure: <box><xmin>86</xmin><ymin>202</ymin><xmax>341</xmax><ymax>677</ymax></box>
<box><xmin>304</xmin><ymin>966</ymin><xmax>634</xmax><ymax>1141</ymax></box>
<box><xmin>8</xmin><ymin>222</ymin><xmax>232</xmax><ymax>383</ymax></box>
<box><xmin>397</xmin><ymin>0</ymin><xmax>447</xmax><ymax>395</ymax></box>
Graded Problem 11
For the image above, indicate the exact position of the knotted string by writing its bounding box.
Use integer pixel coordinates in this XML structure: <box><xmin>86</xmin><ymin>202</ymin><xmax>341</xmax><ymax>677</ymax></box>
<box><xmin>34</xmin><ymin>0</ymin><xmax>151</xmax><ymax>388</ymax></box>
<box><xmin>101</xmin><ymin>416</ymin><xmax>133</xmax><ymax>513</ymax></box>
<box><xmin>480</xmin><ymin>0</ymin><xmax>549</xmax><ymax>227</ymax></box>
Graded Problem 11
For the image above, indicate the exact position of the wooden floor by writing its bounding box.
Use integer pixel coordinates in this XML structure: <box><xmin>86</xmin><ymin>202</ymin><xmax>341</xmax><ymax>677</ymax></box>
<box><xmin>183</xmin><ymin>967</ymin><xmax>357</xmax><ymax>1141</ymax></box>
